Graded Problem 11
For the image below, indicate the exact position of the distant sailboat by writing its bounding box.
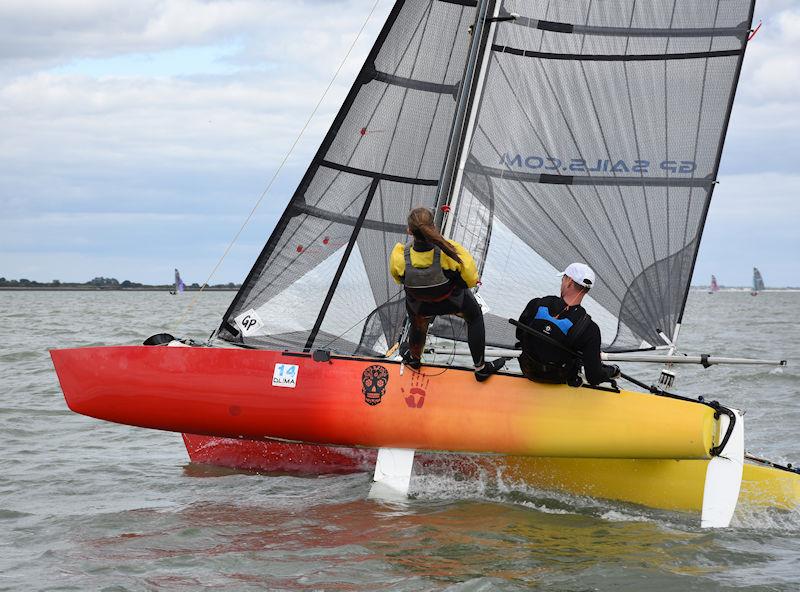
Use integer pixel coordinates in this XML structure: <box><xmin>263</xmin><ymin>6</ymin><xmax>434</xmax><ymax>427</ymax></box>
<box><xmin>709</xmin><ymin>275</ymin><xmax>720</xmax><ymax>294</ymax></box>
<box><xmin>751</xmin><ymin>267</ymin><xmax>765</xmax><ymax>296</ymax></box>
<box><xmin>171</xmin><ymin>269</ymin><xmax>186</xmax><ymax>295</ymax></box>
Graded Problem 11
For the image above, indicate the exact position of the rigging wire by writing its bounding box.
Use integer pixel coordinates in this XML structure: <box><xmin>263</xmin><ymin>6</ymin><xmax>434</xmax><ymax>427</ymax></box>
<box><xmin>170</xmin><ymin>0</ymin><xmax>384</xmax><ymax>334</ymax></box>
<box><xmin>316</xmin><ymin>288</ymin><xmax>405</xmax><ymax>351</ymax></box>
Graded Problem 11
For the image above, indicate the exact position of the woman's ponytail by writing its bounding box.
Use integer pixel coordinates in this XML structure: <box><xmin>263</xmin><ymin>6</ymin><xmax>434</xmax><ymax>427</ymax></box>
<box><xmin>407</xmin><ymin>207</ymin><xmax>462</xmax><ymax>264</ymax></box>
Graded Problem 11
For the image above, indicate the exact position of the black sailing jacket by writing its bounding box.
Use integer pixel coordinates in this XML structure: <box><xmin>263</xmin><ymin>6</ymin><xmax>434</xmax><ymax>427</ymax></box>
<box><xmin>516</xmin><ymin>295</ymin><xmax>617</xmax><ymax>386</ymax></box>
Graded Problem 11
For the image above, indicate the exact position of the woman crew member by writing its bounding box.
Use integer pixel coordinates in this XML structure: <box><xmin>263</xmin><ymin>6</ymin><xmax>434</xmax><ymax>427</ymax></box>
<box><xmin>389</xmin><ymin>207</ymin><xmax>504</xmax><ymax>382</ymax></box>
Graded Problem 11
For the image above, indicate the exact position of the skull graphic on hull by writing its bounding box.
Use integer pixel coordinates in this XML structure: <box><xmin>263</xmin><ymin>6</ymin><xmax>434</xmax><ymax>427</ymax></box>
<box><xmin>361</xmin><ymin>364</ymin><xmax>389</xmax><ymax>406</ymax></box>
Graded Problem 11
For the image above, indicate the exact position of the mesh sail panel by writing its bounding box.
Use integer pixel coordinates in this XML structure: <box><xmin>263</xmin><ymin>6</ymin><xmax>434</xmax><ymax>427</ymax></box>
<box><xmin>446</xmin><ymin>0</ymin><xmax>754</xmax><ymax>350</ymax></box>
<box><xmin>219</xmin><ymin>0</ymin><xmax>478</xmax><ymax>353</ymax></box>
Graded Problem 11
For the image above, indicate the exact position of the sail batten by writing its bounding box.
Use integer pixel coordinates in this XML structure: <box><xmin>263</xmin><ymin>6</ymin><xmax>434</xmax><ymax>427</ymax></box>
<box><xmin>317</xmin><ymin>160</ymin><xmax>439</xmax><ymax>185</ymax></box>
<box><xmin>509</xmin><ymin>19</ymin><xmax>750</xmax><ymax>39</ymax></box>
<box><xmin>493</xmin><ymin>46</ymin><xmax>743</xmax><ymax>61</ymax></box>
<box><xmin>466</xmin><ymin>163</ymin><xmax>714</xmax><ymax>187</ymax></box>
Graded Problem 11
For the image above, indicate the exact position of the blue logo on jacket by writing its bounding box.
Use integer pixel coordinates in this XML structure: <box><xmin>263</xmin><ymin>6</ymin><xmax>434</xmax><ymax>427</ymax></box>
<box><xmin>534</xmin><ymin>306</ymin><xmax>573</xmax><ymax>335</ymax></box>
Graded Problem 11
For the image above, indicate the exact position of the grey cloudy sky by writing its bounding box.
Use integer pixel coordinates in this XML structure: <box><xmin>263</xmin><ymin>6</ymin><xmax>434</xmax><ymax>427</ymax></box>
<box><xmin>1</xmin><ymin>0</ymin><xmax>798</xmax><ymax>287</ymax></box>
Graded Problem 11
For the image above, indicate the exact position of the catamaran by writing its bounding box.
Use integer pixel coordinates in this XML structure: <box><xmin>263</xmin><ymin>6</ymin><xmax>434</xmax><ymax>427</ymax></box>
<box><xmin>50</xmin><ymin>0</ymin><xmax>797</xmax><ymax>527</ymax></box>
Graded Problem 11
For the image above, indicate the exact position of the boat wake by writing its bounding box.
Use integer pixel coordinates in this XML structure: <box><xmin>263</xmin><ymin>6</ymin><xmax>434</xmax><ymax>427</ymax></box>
<box><xmin>408</xmin><ymin>458</ymin><xmax>800</xmax><ymax>533</ymax></box>
<box><xmin>731</xmin><ymin>502</ymin><xmax>800</xmax><ymax>532</ymax></box>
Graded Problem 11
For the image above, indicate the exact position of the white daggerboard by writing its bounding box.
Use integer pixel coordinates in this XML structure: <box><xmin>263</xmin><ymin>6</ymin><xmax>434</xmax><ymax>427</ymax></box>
<box><xmin>368</xmin><ymin>448</ymin><xmax>415</xmax><ymax>500</ymax></box>
<box><xmin>701</xmin><ymin>409</ymin><xmax>744</xmax><ymax>528</ymax></box>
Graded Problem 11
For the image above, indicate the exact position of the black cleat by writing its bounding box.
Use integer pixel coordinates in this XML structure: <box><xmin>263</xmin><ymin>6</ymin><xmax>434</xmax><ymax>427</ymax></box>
<box><xmin>474</xmin><ymin>357</ymin><xmax>506</xmax><ymax>382</ymax></box>
<box><xmin>399</xmin><ymin>342</ymin><xmax>422</xmax><ymax>370</ymax></box>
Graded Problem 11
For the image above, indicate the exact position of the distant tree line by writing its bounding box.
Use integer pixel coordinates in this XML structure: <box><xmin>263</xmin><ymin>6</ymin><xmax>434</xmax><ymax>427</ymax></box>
<box><xmin>0</xmin><ymin>277</ymin><xmax>240</xmax><ymax>290</ymax></box>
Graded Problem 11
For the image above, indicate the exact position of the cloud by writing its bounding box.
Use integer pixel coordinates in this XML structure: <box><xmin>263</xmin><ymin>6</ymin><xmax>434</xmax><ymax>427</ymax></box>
<box><xmin>0</xmin><ymin>1</ymin><xmax>387</xmax><ymax>78</ymax></box>
<box><xmin>0</xmin><ymin>0</ymin><xmax>798</xmax><ymax>288</ymax></box>
<box><xmin>0</xmin><ymin>0</ymin><xmax>390</xmax><ymax>285</ymax></box>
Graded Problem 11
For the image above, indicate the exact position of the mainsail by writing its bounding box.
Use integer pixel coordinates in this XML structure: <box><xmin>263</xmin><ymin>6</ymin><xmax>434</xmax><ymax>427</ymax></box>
<box><xmin>445</xmin><ymin>0</ymin><xmax>754</xmax><ymax>350</ymax></box>
<box><xmin>219</xmin><ymin>0</ymin><xmax>755</xmax><ymax>356</ymax></box>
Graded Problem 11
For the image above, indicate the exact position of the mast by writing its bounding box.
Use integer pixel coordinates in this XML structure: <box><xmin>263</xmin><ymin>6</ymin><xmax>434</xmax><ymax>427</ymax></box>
<box><xmin>435</xmin><ymin>0</ymin><xmax>496</xmax><ymax>235</ymax></box>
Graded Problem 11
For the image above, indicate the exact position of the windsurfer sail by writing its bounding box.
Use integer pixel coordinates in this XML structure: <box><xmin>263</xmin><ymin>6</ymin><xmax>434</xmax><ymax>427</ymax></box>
<box><xmin>174</xmin><ymin>268</ymin><xmax>185</xmax><ymax>295</ymax></box>
<box><xmin>709</xmin><ymin>275</ymin><xmax>719</xmax><ymax>294</ymax></box>
<box><xmin>752</xmin><ymin>267</ymin><xmax>764</xmax><ymax>295</ymax></box>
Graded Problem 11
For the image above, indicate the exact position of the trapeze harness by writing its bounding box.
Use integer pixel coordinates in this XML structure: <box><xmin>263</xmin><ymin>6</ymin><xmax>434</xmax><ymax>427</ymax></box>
<box><xmin>519</xmin><ymin>298</ymin><xmax>592</xmax><ymax>386</ymax></box>
<box><xmin>402</xmin><ymin>242</ymin><xmax>456</xmax><ymax>308</ymax></box>
<box><xmin>401</xmin><ymin>241</ymin><xmax>486</xmax><ymax>368</ymax></box>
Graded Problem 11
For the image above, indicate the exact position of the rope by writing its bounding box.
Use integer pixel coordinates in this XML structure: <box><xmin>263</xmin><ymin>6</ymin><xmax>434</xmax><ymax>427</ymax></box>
<box><xmin>171</xmin><ymin>0</ymin><xmax>384</xmax><ymax>334</ymax></box>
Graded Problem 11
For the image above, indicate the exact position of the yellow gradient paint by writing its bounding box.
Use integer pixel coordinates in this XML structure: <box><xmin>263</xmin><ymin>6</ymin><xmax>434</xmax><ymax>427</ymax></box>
<box><xmin>739</xmin><ymin>463</ymin><xmax>800</xmax><ymax>510</ymax></box>
<box><xmin>497</xmin><ymin>457</ymin><xmax>800</xmax><ymax>512</ymax></box>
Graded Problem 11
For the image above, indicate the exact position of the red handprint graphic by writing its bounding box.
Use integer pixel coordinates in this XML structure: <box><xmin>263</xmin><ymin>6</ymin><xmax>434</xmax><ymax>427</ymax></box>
<box><xmin>401</xmin><ymin>372</ymin><xmax>429</xmax><ymax>409</ymax></box>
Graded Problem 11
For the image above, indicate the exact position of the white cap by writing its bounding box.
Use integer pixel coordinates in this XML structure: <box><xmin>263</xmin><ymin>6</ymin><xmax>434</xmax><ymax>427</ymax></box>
<box><xmin>559</xmin><ymin>263</ymin><xmax>595</xmax><ymax>290</ymax></box>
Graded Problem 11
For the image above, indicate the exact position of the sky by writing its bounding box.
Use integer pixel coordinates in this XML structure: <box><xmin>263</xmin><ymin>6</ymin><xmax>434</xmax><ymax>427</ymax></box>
<box><xmin>1</xmin><ymin>0</ymin><xmax>798</xmax><ymax>287</ymax></box>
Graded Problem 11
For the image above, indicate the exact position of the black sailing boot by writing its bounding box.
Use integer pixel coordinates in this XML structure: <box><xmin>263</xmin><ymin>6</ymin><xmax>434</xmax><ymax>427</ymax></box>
<box><xmin>474</xmin><ymin>358</ymin><xmax>507</xmax><ymax>382</ymax></box>
<box><xmin>399</xmin><ymin>342</ymin><xmax>422</xmax><ymax>370</ymax></box>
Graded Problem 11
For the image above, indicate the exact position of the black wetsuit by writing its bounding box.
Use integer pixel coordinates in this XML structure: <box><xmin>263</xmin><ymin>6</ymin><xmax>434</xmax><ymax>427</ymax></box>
<box><xmin>404</xmin><ymin>239</ymin><xmax>485</xmax><ymax>367</ymax></box>
<box><xmin>516</xmin><ymin>295</ymin><xmax>617</xmax><ymax>386</ymax></box>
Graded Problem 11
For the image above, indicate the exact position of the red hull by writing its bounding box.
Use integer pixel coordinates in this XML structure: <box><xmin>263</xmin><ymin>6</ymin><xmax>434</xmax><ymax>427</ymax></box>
<box><xmin>181</xmin><ymin>434</ymin><xmax>483</xmax><ymax>479</ymax></box>
<box><xmin>182</xmin><ymin>434</ymin><xmax>377</xmax><ymax>474</ymax></box>
<box><xmin>50</xmin><ymin>345</ymin><xmax>716</xmax><ymax>459</ymax></box>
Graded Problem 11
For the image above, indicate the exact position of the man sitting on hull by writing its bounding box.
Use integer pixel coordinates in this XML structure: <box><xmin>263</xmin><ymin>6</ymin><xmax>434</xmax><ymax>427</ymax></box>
<box><xmin>516</xmin><ymin>263</ymin><xmax>619</xmax><ymax>387</ymax></box>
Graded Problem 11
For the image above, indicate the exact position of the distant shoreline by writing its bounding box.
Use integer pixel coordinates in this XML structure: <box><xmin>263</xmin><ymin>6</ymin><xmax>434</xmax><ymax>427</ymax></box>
<box><xmin>0</xmin><ymin>286</ymin><xmax>238</xmax><ymax>292</ymax></box>
<box><xmin>3</xmin><ymin>286</ymin><xmax>798</xmax><ymax>292</ymax></box>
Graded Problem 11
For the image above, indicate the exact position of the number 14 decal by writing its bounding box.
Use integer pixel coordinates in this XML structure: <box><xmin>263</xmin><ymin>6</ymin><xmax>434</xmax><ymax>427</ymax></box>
<box><xmin>272</xmin><ymin>364</ymin><xmax>299</xmax><ymax>388</ymax></box>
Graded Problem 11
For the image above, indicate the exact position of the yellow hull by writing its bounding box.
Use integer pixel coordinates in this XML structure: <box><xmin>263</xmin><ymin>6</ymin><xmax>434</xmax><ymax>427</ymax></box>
<box><xmin>499</xmin><ymin>457</ymin><xmax>800</xmax><ymax>512</ymax></box>
<box><xmin>181</xmin><ymin>435</ymin><xmax>799</xmax><ymax>514</ymax></box>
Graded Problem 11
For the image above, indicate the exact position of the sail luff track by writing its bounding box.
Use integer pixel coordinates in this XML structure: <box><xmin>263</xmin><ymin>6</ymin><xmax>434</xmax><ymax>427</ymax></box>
<box><xmin>435</xmin><ymin>0</ymin><xmax>495</xmax><ymax>228</ymax></box>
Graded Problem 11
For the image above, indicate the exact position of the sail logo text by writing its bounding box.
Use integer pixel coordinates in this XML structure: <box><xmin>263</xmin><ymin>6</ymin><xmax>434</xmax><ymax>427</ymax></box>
<box><xmin>499</xmin><ymin>153</ymin><xmax>696</xmax><ymax>174</ymax></box>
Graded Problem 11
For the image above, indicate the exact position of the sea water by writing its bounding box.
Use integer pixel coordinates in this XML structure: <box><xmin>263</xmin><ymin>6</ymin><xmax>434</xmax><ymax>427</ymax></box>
<box><xmin>1</xmin><ymin>290</ymin><xmax>798</xmax><ymax>591</ymax></box>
